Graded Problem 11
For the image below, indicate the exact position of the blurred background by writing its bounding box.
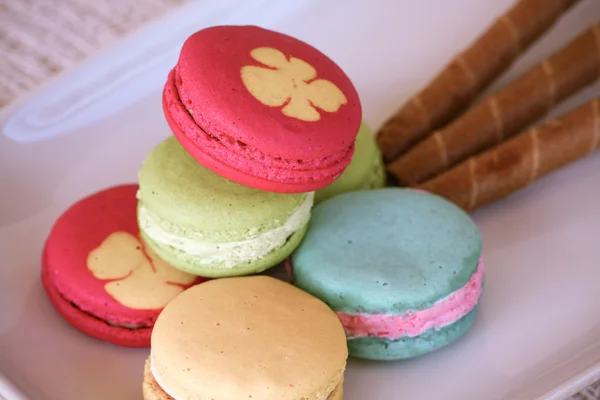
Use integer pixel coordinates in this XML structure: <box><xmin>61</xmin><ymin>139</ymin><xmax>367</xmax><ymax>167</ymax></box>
<box><xmin>0</xmin><ymin>0</ymin><xmax>186</xmax><ymax>110</ymax></box>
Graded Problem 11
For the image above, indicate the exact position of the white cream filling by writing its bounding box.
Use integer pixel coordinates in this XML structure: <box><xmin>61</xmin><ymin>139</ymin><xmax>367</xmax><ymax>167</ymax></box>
<box><xmin>139</xmin><ymin>192</ymin><xmax>314</xmax><ymax>268</ymax></box>
<box><xmin>150</xmin><ymin>352</ymin><xmax>332</xmax><ymax>400</ymax></box>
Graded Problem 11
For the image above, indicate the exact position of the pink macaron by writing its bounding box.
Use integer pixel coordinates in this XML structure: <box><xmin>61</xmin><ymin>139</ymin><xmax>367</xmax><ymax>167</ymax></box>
<box><xmin>41</xmin><ymin>184</ymin><xmax>205</xmax><ymax>347</ymax></box>
<box><xmin>163</xmin><ymin>25</ymin><xmax>362</xmax><ymax>193</ymax></box>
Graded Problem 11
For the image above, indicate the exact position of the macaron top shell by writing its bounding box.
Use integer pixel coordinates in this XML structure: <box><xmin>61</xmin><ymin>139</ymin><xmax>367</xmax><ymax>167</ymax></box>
<box><xmin>292</xmin><ymin>188</ymin><xmax>482</xmax><ymax>314</ymax></box>
<box><xmin>173</xmin><ymin>25</ymin><xmax>361</xmax><ymax>161</ymax></box>
<box><xmin>151</xmin><ymin>276</ymin><xmax>347</xmax><ymax>400</ymax></box>
<box><xmin>43</xmin><ymin>185</ymin><xmax>200</xmax><ymax>328</ymax></box>
<box><xmin>138</xmin><ymin>136</ymin><xmax>310</xmax><ymax>242</ymax></box>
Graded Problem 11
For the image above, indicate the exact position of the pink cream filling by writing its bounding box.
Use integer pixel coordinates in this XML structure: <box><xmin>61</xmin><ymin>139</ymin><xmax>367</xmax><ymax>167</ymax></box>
<box><xmin>337</xmin><ymin>258</ymin><xmax>485</xmax><ymax>340</ymax></box>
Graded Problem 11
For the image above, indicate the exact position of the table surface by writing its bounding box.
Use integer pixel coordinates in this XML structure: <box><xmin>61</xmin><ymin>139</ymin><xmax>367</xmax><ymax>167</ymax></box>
<box><xmin>1</xmin><ymin>0</ymin><xmax>598</xmax><ymax>398</ymax></box>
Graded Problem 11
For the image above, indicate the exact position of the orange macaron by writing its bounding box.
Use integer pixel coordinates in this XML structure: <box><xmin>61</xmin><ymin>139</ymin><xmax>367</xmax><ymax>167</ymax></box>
<box><xmin>143</xmin><ymin>276</ymin><xmax>347</xmax><ymax>399</ymax></box>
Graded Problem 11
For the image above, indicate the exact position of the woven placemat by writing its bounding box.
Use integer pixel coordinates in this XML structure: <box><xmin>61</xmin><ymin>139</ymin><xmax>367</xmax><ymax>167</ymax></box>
<box><xmin>0</xmin><ymin>0</ymin><xmax>598</xmax><ymax>398</ymax></box>
<box><xmin>0</xmin><ymin>0</ymin><xmax>186</xmax><ymax>109</ymax></box>
<box><xmin>570</xmin><ymin>384</ymin><xmax>600</xmax><ymax>400</ymax></box>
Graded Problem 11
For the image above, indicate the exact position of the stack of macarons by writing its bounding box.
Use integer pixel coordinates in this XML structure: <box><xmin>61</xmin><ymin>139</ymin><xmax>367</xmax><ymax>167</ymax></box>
<box><xmin>40</xmin><ymin>23</ymin><xmax>486</xmax><ymax>399</ymax></box>
<box><xmin>142</xmin><ymin>24</ymin><xmax>367</xmax><ymax>280</ymax></box>
<box><xmin>137</xmin><ymin>24</ymin><xmax>367</xmax><ymax>397</ymax></box>
<box><xmin>41</xmin><ymin>24</ymin><xmax>368</xmax><ymax>341</ymax></box>
<box><xmin>139</xmin><ymin>24</ymin><xmax>375</xmax><ymax>399</ymax></box>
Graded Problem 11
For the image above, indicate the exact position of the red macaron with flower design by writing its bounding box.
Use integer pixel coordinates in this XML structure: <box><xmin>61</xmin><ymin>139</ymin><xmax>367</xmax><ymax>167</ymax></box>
<box><xmin>162</xmin><ymin>25</ymin><xmax>362</xmax><ymax>193</ymax></box>
<box><xmin>41</xmin><ymin>184</ymin><xmax>205</xmax><ymax>347</ymax></box>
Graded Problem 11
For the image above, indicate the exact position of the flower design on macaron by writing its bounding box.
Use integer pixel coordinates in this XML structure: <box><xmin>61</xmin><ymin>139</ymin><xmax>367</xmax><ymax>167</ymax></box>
<box><xmin>241</xmin><ymin>47</ymin><xmax>347</xmax><ymax>122</ymax></box>
<box><xmin>87</xmin><ymin>232</ymin><xmax>197</xmax><ymax>309</ymax></box>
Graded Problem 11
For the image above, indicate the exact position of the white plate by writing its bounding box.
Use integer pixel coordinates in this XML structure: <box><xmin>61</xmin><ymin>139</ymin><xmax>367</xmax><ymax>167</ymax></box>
<box><xmin>1</xmin><ymin>0</ymin><xmax>600</xmax><ymax>399</ymax></box>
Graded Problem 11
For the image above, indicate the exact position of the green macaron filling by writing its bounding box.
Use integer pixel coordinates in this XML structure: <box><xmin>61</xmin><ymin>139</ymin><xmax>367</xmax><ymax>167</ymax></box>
<box><xmin>137</xmin><ymin>192</ymin><xmax>313</xmax><ymax>269</ymax></box>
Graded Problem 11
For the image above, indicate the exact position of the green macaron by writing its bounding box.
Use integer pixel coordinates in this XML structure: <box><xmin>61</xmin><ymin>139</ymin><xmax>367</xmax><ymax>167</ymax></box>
<box><xmin>314</xmin><ymin>121</ymin><xmax>385</xmax><ymax>204</ymax></box>
<box><xmin>137</xmin><ymin>136</ymin><xmax>313</xmax><ymax>278</ymax></box>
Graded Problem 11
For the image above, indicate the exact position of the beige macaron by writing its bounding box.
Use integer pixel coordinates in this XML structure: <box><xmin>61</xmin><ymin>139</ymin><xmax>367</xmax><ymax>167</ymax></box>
<box><xmin>142</xmin><ymin>275</ymin><xmax>348</xmax><ymax>400</ymax></box>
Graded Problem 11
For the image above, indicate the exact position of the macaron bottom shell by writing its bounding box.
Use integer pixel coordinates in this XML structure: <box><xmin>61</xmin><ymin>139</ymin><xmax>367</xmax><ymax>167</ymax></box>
<box><xmin>140</xmin><ymin>222</ymin><xmax>309</xmax><ymax>278</ymax></box>
<box><xmin>346</xmin><ymin>308</ymin><xmax>478</xmax><ymax>361</ymax></box>
<box><xmin>142</xmin><ymin>357</ymin><xmax>344</xmax><ymax>400</ymax></box>
<box><xmin>164</xmin><ymin>91</ymin><xmax>344</xmax><ymax>194</ymax></box>
<box><xmin>41</xmin><ymin>262</ymin><xmax>152</xmax><ymax>348</ymax></box>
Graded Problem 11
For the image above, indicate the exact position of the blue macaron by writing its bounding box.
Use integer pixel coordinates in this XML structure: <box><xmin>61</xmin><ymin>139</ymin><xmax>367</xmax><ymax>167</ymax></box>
<box><xmin>291</xmin><ymin>188</ymin><xmax>485</xmax><ymax>360</ymax></box>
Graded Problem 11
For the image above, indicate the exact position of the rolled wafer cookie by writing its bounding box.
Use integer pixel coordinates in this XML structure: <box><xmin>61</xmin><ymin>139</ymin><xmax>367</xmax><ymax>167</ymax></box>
<box><xmin>377</xmin><ymin>0</ymin><xmax>580</xmax><ymax>162</ymax></box>
<box><xmin>389</xmin><ymin>22</ymin><xmax>600</xmax><ymax>185</ymax></box>
<box><xmin>417</xmin><ymin>98</ymin><xmax>600</xmax><ymax>212</ymax></box>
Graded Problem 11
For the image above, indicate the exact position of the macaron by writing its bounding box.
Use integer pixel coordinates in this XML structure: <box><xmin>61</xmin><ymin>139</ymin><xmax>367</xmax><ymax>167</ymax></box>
<box><xmin>143</xmin><ymin>275</ymin><xmax>347</xmax><ymax>400</ymax></box>
<box><xmin>138</xmin><ymin>136</ymin><xmax>313</xmax><ymax>278</ymax></box>
<box><xmin>41</xmin><ymin>184</ymin><xmax>203</xmax><ymax>347</ymax></box>
<box><xmin>291</xmin><ymin>188</ymin><xmax>485</xmax><ymax>360</ymax></box>
<box><xmin>163</xmin><ymin>25</ymin><xmax>362</xmax><ymax>193</ymax></box>
<box><xmin>314</xmin><ymin>121</ymin><xmax>385</xmax><ymax>204</ymax></box>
